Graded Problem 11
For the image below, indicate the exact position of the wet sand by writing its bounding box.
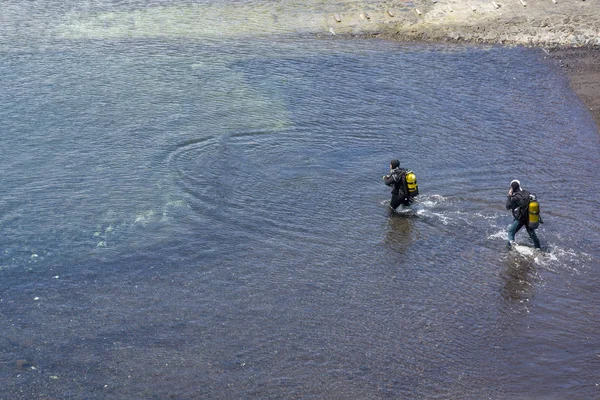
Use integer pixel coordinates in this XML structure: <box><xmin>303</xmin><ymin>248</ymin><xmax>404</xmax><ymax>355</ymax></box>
<box><xmin>547</xmin><ymin>48</ymin><xmax>600</xmax><ymax>129</ymax></box>
<box><xmin>313</xmin><ymin>0</ymin><xmax>600</xmax><ymax>130</ymax></box>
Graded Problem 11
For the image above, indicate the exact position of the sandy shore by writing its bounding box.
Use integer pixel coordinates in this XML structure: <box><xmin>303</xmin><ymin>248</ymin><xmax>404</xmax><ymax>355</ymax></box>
<box><xmin>317</xmin><ymin>0</ymin><xmax>600</xmax><ymax>130</ymax></box>
<box><xmin>322</xmin><ymin>0</ymin><xmax>598</xmax><ymax>46</ymax></box>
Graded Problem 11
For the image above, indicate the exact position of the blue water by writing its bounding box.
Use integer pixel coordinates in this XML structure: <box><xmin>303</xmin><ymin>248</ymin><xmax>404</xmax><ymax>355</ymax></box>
<box><xmin>1</xmin><ymin>13</ymin><xmax>600</xmax><ymax>399</ymax></box>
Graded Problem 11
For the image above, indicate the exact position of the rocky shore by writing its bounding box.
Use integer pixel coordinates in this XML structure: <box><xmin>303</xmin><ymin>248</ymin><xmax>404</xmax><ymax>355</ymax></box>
<box><xmin>317</xmin><ymin>0</ymin><xmax>600</xmax><ymax>129</ymax></box>
<box><xmin>322</xmin><ymin>0</ymin><xmax>598</xmax><ymax>46</ymax></box>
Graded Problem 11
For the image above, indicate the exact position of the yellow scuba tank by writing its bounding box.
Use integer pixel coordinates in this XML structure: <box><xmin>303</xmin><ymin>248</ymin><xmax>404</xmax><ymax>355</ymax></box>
<box><xmin>527</xmin><ymin>194</ymin><xmax>539</xmax><ymax>229</ymax></box>
<box><xmin>406</xmin><ymin>171</ymin><xmax>419</xmax><ymax>197</ymax></box>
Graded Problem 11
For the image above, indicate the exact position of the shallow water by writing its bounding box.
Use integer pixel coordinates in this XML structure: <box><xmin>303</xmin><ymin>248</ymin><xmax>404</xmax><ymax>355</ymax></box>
<box><xmin>1</xmin><ymin>4</ymin><xmax>600</xmax><ymax>399</ymax></box>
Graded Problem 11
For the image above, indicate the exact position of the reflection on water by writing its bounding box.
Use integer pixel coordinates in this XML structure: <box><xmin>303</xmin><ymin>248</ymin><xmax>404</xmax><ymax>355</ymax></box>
<box><xmin>500</xmin><ymin>257</ymin><xmax>539</xmax><ymax>304</ymax></box>
<box><xmin>384</xmin><ymin>211</ymin><xmax>418</xmax><ymax>254</ymax></box>
<box><xmin>0</xmin><ymin>13</ymin><xmax>599</xmax><ymax>399</ymax></box>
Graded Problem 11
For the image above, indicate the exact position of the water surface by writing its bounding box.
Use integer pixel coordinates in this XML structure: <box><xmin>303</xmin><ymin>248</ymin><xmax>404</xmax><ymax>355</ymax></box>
<box><xmin>1</xmin><ymin>5</ymin><xmax>600</xmax><ymax>399</ymax></box>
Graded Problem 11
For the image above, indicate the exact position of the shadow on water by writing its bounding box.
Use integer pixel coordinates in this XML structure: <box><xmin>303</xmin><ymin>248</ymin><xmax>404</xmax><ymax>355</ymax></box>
<box><xmin>499</xmin><ymin>254</ymin><xmax>540</xmax><ymax>304</ymax></box>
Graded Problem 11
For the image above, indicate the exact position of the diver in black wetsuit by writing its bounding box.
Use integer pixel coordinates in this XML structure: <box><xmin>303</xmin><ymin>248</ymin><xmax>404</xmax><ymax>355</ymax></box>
<box><xmin>383</xmin><ymin>159</ymin><xmax>412</xmax><ymax>210</ymax></box>
<box><xmin>505</xmin><ymin>179</ymin><xmax>541</xmax><ymax>249</ymax></box>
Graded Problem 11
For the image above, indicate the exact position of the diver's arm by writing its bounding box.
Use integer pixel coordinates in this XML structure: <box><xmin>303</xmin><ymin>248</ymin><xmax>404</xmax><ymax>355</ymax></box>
<box><xmin>383</xmin><ymin>174</ymin><xmax>396</xmax><ymax>186</ymax></box>
<box><xmin>505</xmin><ymin>186</ymin><xmax>515</xmax><ymax>210</ymax></box>
<box><xmin>505</xmin><ymin>195</ymin><xmax>513</xmax><ymax>210</ymax></box>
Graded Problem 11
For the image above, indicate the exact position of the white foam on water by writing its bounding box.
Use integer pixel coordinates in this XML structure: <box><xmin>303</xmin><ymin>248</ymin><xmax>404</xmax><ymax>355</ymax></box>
<box><xmin>389</xmin><ymin>195</ymin><xmax>594</xmax><ymax>280</ymax></box>
<box><xmin>485</xmin><ymin>224</ymin><xmax>587</xmax><ymax>273</ymax></box>
<box><xmin>394</xmin><ymin>207</ymin><xmax>415</xmax><ymax>216</ymax></box>
<box><xmin>500</xmin><ymin>239</ymin><xmax>594</xmax><ymax>275</ymax></box>
<box><xmin>534</xmin><ymin>245</ymin><xmax>594</xmax><ymax>274</ymax></box>
<box><xmin>409</xmin><ymin>194</ymin><xmax>458</xmax><ymax>225</ymax></box>
<box><xmin>412</xmin><ymin>194</ymin><xmax>504</xmax><ymax>229</ymax></box>
<box><xmin>474</xmin><ymin>211</ymin><xmax>503</xmax><ymax>220</ymax></box>
<box><xmin>421</xmin><ymin>210</ymin><xmax>451</xmax><ymax>225</ymax></box>
<box><xmin>488</xmin><ymin>229</ymin><xmax>508</xmax><ymax>241</ymax></box>
<box><xmin>512</xmin><ymin>243</ymin><xmax>535</xmax><ymax>257</ymax></box>
<box><xmin>418</xmin><ymin>194</ymin><xmax>449</xmax><ymax>208</ymax></box>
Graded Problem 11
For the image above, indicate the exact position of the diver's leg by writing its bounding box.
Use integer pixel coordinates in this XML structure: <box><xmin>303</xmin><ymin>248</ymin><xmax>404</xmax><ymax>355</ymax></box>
<box><xmin>508</xmin><ymin>219</ymin><xmax>522</xmax><ymax>243</ymax></box>
<box><xmin>527</xmin><ymin>227</ymin><xmax>541</xmax><ymax>249</ymax></box>
<box><xmin>390</xmin><ymin>195</ymin><xmax>402</xmax><ymax>210</ymax></box>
